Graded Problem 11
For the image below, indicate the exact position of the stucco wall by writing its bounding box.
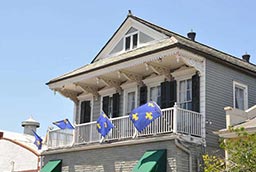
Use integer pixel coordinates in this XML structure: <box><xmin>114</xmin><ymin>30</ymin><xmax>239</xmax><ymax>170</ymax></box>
<box><xmin>0</xmin><ymin>139</ymin><xmax>38</xmax><ymax>172</ymax></box>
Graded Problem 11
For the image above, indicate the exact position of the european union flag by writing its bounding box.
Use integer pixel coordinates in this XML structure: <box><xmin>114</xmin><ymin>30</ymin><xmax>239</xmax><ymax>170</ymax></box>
<box><xmin>96</xmin><ymin>111</ymin><xmax>114</xmax><ymax>137</ymax></box>
<box><xmin>53</xmin><ymin>118</ymin><xmax>74</xmax><ymax>129</ymax></box>
<box><xmin>32</xmin><ymin>130</ymin><xmax>43</xmax><ymax>150</ymax></box>
<box><xmin>129</xmin><ymin>101</ymin><xmax>161</xmax><ymax>132</ymax></box>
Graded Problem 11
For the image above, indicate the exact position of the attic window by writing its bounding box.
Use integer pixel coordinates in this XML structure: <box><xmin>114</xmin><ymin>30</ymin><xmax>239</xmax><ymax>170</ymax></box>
<box><xmin>124</xmin><ymin>27</ymin><xmax>138</xmax><ymax>51</ymax></box>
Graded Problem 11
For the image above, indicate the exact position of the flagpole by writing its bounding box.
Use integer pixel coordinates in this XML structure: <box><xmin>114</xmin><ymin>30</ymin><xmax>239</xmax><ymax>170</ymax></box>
<box><xmin>99</xmin><ymin>136</ymin><xmax>105</xmax><ymax>143</ymax></box>
<box><xmin>72</xmin><ymin>124</ymin><xmax>76</xmax><ymax>146</ymax></box>
<box><xmin>132</xmin><ymin>128</ymin><xmax>138</xmax><ymax>139</ymax></box>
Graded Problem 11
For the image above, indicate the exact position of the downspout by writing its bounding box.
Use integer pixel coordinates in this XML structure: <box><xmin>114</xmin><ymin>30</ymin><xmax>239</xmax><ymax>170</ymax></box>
<box><xmin>175</xmin><ymin>139</ymin><xmax>192</xmax><ymax>172</ymax></box>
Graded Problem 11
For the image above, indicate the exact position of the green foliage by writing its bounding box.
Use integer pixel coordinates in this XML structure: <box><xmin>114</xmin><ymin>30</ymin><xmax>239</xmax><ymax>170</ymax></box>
<box><xmin>203</xmin><ymin>127</ymin><xmax>256</xmax><ymax>172</ymax></box>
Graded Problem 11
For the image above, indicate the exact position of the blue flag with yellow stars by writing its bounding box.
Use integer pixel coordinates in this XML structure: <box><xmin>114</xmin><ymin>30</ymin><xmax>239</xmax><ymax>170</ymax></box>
<box><xmin>129</xmin><ymin>101</ymin><xmax>161</xmax><ymax>132</ymax></box>
<box><xmin>53</xmin><ymin>118</ymin><xmax>74</xmax><ymax>129</ymax></box>
<box><xmin>32</xmin><ymin>130</ymin><xmax>43</xmax><ymax>150</ymax></box>
<box><xmin>96</xmin><ymin>111</ymin><xmax>114</xmax><ymax>137</ymax></box>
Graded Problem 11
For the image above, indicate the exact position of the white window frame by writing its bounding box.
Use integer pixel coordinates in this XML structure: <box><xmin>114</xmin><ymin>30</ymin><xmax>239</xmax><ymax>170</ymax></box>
<box><xmin>177</xmin><ymin>78</ymin><xmax>192</xmax><ymax>110</ymax></box>
<box><xmin>124</xmin><ymin>31</ymin><xmax>139</xmax><ymax>51</ymax></box>
<box><xmin>78</xmin><ymin>94</ymin><xmax>94</xmax><ymax>123</ymax></box>
<box><xmin>122</xmin><ymin>83</ymin><xmax>138</xmax><ymax>116</ymax></box>
<box><xmin>143</xmin><ymin>75</ymin><xmax>165</xmax><ymax>105</ymax></box>
<box><xmin>233</xmin><ymin>81</ymin><xmax>248</xmax><ymax>110</ymax></box>
<box><xmin>172</xmin><ymin>67</ymin><xmax>196</xmax><ymax>109</ymax></box>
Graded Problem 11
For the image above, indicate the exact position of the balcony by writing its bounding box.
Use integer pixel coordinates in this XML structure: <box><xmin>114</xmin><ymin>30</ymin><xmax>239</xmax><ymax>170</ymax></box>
<box><xmin>47</xmin><ymin>105</ymin><xmax>204</xmax><ymax>149</ymax></box>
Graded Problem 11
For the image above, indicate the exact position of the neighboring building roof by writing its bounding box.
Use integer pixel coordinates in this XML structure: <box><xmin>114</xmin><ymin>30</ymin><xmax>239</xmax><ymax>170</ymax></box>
<box><xmin>233</xmin><ymin>116</ymin><xmax>256</xmax><ymax>129</ymax></box>
<box><xmin>0</xmin><ymin>130</ymin><xmax>46</xmax><ymax>155</ymax></box>
<box><xmin>47</xmin><ymin>14</ymin><xmax>256</xmax><ymax>85</ymax></box>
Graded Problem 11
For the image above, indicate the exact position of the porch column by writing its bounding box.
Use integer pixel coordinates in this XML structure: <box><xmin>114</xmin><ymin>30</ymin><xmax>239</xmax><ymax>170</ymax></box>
<box><xmin>173</xmin><ymin>103</ymin><xmax>178</xmax><ymax>133</ymax></box>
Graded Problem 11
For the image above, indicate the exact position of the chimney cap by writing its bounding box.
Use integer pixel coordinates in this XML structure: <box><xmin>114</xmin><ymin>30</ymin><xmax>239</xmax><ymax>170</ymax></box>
<box><xmin>187</xmin><ymin>30</ymin><xmax>196</xmax><ymax>41</ymax></box>
<box><xmin>242</xmin><ymin>53</ymin><xmax>250</xmax><ymax>63</ymax></box>
<box><xmin>21</xmin><ymin>116</ymin><xmax>40</xmax><ymax>128</ymax></box>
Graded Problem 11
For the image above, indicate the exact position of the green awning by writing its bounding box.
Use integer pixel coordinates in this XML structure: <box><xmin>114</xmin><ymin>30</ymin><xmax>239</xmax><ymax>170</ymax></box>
<box><xmin>41</xmin><ymin>160</ymin><xmax>62</xmax><ymax>172</ymax></box>
<box><xmin>132</xmin><ymin>149</ymin><xmax>166</xmax><ymax>172</ymax></box>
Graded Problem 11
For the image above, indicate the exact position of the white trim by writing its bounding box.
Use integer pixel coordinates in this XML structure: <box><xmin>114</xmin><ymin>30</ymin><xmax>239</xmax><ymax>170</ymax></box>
<box><xmin>142</xmin><ymin>75</ymin><xmax>165</xmax><ymax>86</ymax></box>
<box><xmin>233</xmin><ymin>81</ymin><xmax>248</xmax><ymax>110</ymax></box>
<box><xmin>171</xmin><ymin>66</ymin><xmax>196</xmax><ymax>80</ymax></box>
<box><xmin>98</xmin><ymin>87</ymin><xmax>116</xmax><ymax>96</ymax></box>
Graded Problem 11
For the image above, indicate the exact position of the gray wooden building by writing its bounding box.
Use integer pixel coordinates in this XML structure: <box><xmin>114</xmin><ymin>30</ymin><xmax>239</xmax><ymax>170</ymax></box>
<box><xmin>42</xmin><ymin>12</ymin><xmax>256</xmax><ymax>172</ymax></box>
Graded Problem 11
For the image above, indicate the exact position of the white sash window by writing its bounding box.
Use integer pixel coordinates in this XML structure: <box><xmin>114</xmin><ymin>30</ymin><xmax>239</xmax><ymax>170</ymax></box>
<box><xmin>233</xmin><ymin>81</ymin><xmax>248</xmax><ymax>110</ymax></box>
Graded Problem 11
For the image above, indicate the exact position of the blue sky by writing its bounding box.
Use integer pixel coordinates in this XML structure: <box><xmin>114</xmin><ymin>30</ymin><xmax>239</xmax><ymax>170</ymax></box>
<box><xmin>1</xmin><ymin>1</ymin><xmax>255</xmax><ymax>136</ymax></box>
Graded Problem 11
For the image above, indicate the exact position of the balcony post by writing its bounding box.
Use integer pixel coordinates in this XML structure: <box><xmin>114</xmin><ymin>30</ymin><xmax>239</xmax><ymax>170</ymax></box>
<box><xmin>72</xmin><ymin>126</ymin><xmax>76</xmax><ymax>145</ymax></box>
<box><xmin>173</xmin><ymin>102</ymin><xmax>178</xmax><ymax>133</ymax></box>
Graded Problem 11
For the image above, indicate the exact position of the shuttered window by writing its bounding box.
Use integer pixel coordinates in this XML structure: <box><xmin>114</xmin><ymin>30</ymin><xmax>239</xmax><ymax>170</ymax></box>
<box><xmin>80</xmin><ymin>101</ymin><xmax>91</xmax><ymax>123</ymax></box>
<box><xmin>103</xmin><ymin>96</ymin><xmax>111</xmax><ymax>117</ymax></box>
<box><xmin>161</xmin><ymin>80</ymin><xmax>176</xmax><ymax>108</ymax></box>
<box><xmin>140</xmin><ymin>85</ymin><xmax>147</xmax><ymax>105</ymax></box>
<box><xmin>179</xmin><ymin>79</ymin><xmax>192</xmax><ymax>110</ymax></box>
<box><xmin>192</xmin><ymin>73</ymin><xmax>200</xmax><ymax>112</ymax></box>
<box><xmin>112</xmin><ymin>93</ymin><xmax>120</xmax><ymax>118</ymax></box>
<box><xmin>102</xmin><ymin>93</ymin><xmax>120</xmax><ymax>118</ymax></box>
<box><xmin>149</xmin><ymin>85</ymin><xmax>161</xmax><ymax>105</ymax></box>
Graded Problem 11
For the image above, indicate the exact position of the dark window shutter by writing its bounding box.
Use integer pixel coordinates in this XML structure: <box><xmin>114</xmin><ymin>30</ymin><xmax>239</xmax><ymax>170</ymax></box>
<box><xmin>161</xmin><ymin>81</ymin><xmax>170</xmax><ymax>108</ymax></box>
<box><xmin>192</xmin><ymin>73</ymin><xmax>200</xmax><ymax>112</ymax></box>
<box><xmin>103</xmin><ymin>96</ymin><xmax>109</xmax><ymax>116</ymax></box>
<box><xmin>161</xmin><ymin>81</ymin><xmax>176</xmax><ymax>108</ymax></box>
<box><xmin>80</xmin><ymin>101</ymin><xmax>91</xmax><ymax>123</ymax></box>
<box><xmin>170</xmin><ymin>80</ymin><xmax>177</xmax><ymax>107</ymax></box>
<box><xmin>112</xmin><ymin>93</ymin><xmax>120</xmax><ymax>118</ymax></box>
<box><xmin>140</xmin><ymin>85</ymin><xmax>147</xmax><ymax>105</ymax></box>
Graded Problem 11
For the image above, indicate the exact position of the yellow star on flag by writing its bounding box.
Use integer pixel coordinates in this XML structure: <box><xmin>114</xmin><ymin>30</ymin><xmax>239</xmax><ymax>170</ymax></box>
<box><xmin>148</xmin><ymin>102</ymin><xmax>154</xmax><ymax>107</ymax></box>
<box><xmin>104</xmin><ymin>122</ymin><xmax>108</xmax><ymax>128</ymax></box>
<box><xmin>97</xmin><ymin>123</ymin><xmax>101</xmax><ymax>129</ymax></box>
<box><xmin>145</xmin><ymin>112</ymin><xmax>153</xmax><ymax>120</ymax></box>
<box><xmin>132</xmin><ymin>113</ymin><xmax>139</xmax><ymax>121</ymax></box>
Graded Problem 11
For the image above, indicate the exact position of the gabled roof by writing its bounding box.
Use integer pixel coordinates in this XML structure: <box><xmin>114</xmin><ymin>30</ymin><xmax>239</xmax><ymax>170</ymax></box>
<box><xmin>47</xmin><ymin>14</ymin><xmax>256</xmax><ymax>85</ymax></box>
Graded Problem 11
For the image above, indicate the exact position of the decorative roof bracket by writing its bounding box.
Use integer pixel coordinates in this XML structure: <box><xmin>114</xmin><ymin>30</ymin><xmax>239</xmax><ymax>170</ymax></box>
<box><xmin>75</xmin><ymin>82</ymin><xmax>99</xmax><ymax>98</ymax></box>
<box><xmin>146</xmin><ymin>62</ymin><xmax>171</xmax><ymax>80</ymax></box>
<box><xmin>55</xmin><ymin>88</ymin><xmax>80</xmax><ymax>104</ymax></box>
<box><xmin>118</xmin><ymin>70</ymin><xmax>143</xmax><ymax>86</ymax></box>
<box><xmin>97</xmin><ymin>76</ymin><xmax>122</xmax><ymax>93</ymax></box>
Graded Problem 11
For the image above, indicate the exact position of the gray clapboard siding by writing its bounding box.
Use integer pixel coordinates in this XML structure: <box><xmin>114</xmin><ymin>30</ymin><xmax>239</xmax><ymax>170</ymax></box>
<box><xmin>205</xmin><ymin>59</ymin><xmax>256</xmax><ymax>149</ymax></box>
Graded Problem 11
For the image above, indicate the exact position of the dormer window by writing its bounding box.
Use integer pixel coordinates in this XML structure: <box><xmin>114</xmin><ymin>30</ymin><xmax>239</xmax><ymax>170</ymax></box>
<box><xmin>124</xmin><ymin>28</ymin><xmax>138</xmax><ymax>51</ymax></box>
<box><xmin>109</xmin><ymin>27</ymin><xmax>154</xmax><ymax>55</ymax></box>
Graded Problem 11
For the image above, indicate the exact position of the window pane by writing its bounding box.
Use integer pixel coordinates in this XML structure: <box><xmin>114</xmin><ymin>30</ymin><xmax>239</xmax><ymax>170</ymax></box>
<box><xmin>132</xmin><ymin>34</ymin><xmax>138</xmax><ymax>49</ymax></box>
<box><xmin>127</xmin><ymin>92</ymin><xmax>135</xmax><ymax>114</ymax></box>
<box><xmin>125</xmin><ymin>36</ymin><xmax>131</xmax><ymax>50</ymax></box>
<box><xmin>235</xmin><ymin>87</ymin><xmax>244</xmax><ymax>110</ymax></box>
<box><xmin>179</xmin><ymin>79</ymin><xmax>192</xmax><ymax>110</ymax></box>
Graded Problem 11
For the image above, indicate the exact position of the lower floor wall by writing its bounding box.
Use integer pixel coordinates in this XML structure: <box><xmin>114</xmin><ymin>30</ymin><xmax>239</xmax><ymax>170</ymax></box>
<box><xmin>43</xmin><ymin>138</ymin><xmax>203</xmax><ymax>172</ymax></box>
